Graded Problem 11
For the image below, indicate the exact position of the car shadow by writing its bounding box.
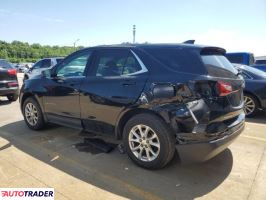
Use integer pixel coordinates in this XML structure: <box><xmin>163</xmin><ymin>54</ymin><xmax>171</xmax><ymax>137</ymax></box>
<box><xmin>0</xmin><ymin>99</ymin><xmax>11</xmax><ymax>106</ymax></box>
<box><xmin>0</xmin><ymin>120</ymin><xmax>233</xmax><ymax>200</ymax></box>
<box><xmin>245</xmin><ymin>111</ymin><xmax>266</xmax><ymax>124</ymax></box>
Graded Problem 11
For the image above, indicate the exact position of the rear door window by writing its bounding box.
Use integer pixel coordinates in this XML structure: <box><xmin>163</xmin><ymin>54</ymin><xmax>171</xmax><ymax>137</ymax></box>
<box><xmin>92</xmin><ymin>49</ymin><xmax>143</xmax><ymax>77</ymax></box>
<box><xmin>143</xmin><ymin>47</ymin><xmax>205</xmax><ymax>74</ymax></box>
<box><xmin>201</xmin><ymin>55</ymin><xmax>238</xmax><ymax>78</ymax></box>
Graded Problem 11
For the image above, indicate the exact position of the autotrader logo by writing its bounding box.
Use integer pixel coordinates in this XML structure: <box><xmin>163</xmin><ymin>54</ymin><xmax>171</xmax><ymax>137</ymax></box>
<box><xmin>0</xmin><ymin>188</ymin><xmax>54</xmax><ymax>200</ymax></box>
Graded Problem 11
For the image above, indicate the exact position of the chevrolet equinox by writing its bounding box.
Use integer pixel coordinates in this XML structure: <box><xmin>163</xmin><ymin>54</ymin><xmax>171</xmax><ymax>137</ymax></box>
<box><xmin>20</xmin><ymin>44</ymin><xmax>245</xmax><ymax>169</ymax></box>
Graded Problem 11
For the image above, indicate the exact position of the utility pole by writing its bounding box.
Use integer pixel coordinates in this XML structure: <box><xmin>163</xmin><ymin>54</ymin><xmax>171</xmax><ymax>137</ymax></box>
<box><xmin>73</xmin><ymin>39</ymin><xmax>80</xmax><ymax>48</ymax></box>
<box><xmin>133</xmin><ymin>25</ymin><xmax>136</xmax><ymax>44</ymax></box>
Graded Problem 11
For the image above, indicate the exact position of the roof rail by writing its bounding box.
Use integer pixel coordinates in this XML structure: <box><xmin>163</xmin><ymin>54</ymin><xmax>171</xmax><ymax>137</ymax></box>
<box><xmin>183</xmin><ymin>40</ymin><xmax>195</xmax><ymax>44</ymax></box>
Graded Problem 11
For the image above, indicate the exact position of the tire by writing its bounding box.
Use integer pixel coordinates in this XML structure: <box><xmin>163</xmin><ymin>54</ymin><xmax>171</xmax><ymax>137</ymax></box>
<box><xmin>244</xmin><ymin>94</ymin><xmax>259</xmax><ymax>117</ymax></box>
<box><xmin>123</xmin><ymin>113</ymin><xmax>176</xmax><ymax>169</ymax></box>
<box><xmin>23</xmin><ymin>75</ymin><xmax>28</xmax><ymax>82</ymax></box>
<box><xmin>7</xmin><ymin>94</ymin><xmax>18</xmax><ymax>102</ymax></box>
<box><xmin>22</xmin><ymin>97</ymin><xmax>46</xmax><ymax>130</ymax></box>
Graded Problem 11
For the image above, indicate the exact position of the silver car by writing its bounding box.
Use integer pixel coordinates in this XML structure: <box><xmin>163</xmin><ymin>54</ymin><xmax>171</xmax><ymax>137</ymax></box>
<box><xmin>24</xmin><ymin>57</ymin><xmax>63</xmax><ymax>81</ymax></box>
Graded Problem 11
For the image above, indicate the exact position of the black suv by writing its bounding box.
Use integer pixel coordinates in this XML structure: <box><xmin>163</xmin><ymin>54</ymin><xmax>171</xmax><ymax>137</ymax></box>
<box><xmin>0</xmin><ymin>59</ymin><xmax>19</xmax><ymax>101</ymax></box>
<box><xmin>20</xmin><ymin>44</ymin><xmax>245</xmax><ymax>169</ymax></box>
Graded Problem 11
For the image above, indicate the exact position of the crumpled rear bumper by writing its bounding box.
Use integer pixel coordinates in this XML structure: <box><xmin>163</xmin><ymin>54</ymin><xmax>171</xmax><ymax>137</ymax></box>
<box><xmin>176</xmin><ymin>113</ymin><xmax>245</xmax><ymax>163</ymax></box>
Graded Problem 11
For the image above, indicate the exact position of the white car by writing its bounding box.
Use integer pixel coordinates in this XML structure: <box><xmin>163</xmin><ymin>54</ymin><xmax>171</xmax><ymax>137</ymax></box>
<box><xmin>24</xmin><ymin>57</ymin><xmax>63</xmax><ymax>81</ymax></box>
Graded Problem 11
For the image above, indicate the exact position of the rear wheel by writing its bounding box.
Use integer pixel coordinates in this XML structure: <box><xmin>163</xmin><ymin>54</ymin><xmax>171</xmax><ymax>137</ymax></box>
<box><xmin>243</xmin><ymin>94</ymin><xmax>259</xmax><ymax>117</ymax></box>
<box><xmin>23</xmin><ymin>97</ymin><xmax>46</xmax><ymax>130</ymax></box>
<box><xmin>7</xmin><ymin>94</ymin><xmax>18</xmax><ymax>102</ymax></box>
<box><xmin>123</xmin><ymin>113</ymin><xmax>176</xmax><ymax>169</ymax></box>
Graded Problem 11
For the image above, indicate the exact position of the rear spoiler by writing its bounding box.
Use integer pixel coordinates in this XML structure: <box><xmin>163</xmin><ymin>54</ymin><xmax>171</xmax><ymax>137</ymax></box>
<box><xmin>183</xmin><ymin>40</ymin><xmax>195</xmax><ymax>44</ymax></box>
<box><xmin>182</xmin><ymin>40</ymin><xmax>226</xmax><ymax>55</ymax></box>
<box><xmin>200</xmin><ymin>47</ymin><xmax>226</xmax><ymax>55</ymax></box>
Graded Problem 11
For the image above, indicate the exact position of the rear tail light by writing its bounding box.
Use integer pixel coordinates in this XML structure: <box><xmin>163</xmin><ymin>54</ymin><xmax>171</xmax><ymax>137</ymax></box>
<box><xmin>217</xmin><ymin>81</ymin><xmax>232</xmax><ymax>96</ymax></box>
<box><xmin>7</xmin><ymin>82</ymin><xmax>19</xmax><ymax>87</ymax></box>
<box><xmin>7</xmin><ymin>69</ymin><xmax>17</xmax><ymax>76</ymax></box>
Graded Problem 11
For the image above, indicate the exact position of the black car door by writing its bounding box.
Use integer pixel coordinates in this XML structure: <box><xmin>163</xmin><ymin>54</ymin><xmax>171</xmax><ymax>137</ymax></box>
<box><xmin>79</xmin><ymin>48</ymin><xmax>149</xmax><ymax>135</ymax></box>
<box><xmin>42</xmin><ymin>50</ymin><xmax>93</xmax><ymax>129</ymax></box>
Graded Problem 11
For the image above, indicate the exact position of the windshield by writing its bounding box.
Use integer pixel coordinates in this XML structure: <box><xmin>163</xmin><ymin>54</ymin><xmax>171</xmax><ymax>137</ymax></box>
<box><xmin>201</xmin><ymin>55</ymin><xmax>238</xmax><ymax>78</ymax></box>
<box><xmin>241</xmin><ymin>65</ymin><xmax>266</xmax><ymax>79</ymax></box>
<box><xmin>255</xmin><ymin>60</ymin><xmax>266</xmax><ymax>64</ymax></box>
<box><xmin>225</xmin><ymin>54</ymin><xmax>243</xmax><ymax>64</ymax></box>
<box><xmin>0</xmin><ymin>60</ymin><xmax>13</xmax><ymax>69</ymax></box>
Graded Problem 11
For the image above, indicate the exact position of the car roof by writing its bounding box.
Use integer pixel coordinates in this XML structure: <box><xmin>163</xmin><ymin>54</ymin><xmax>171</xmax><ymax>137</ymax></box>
<box><xmin>226</xmin><ymin>52</ymin><xmax>253</xmax><ymax>55</ymax></box>
<box><xmin>43</xmin><ymin>57</ymin><xmax>64</xmax><ymax>59</ymax></box>
<box><xmin>81</xmin><ymin>43</ymin><xmax>226</xmax><ymax>53</ymax></box>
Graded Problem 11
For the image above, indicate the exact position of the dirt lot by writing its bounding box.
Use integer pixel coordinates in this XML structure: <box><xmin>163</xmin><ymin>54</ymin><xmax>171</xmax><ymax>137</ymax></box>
<box><xmin>0</xmin><ymin>73</ymin><xmax>266</xmax><ymax>200</ymax></box>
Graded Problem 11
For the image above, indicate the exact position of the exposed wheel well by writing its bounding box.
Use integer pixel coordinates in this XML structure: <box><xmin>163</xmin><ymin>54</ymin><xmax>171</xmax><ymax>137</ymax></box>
<box><xmin>116</xmin><ymin>108</ymin><xmax>168</xmax><ymax>140</ymax></box>
<box><xmin>21</xmin><ymin>93</ymin><xmax>34</xmax><ymax>110</ymax></box>
<box><xmin>243</xmin><ymin>91</ymin><xmax>261</xmax><ymax>108</ymax></box>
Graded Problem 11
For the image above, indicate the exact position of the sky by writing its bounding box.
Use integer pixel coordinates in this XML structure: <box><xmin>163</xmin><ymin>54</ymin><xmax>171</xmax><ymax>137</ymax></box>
<box><xmin>0</xmin><ymin>0</ymin><xmax>266</xmax><ymax>56</ymax></box>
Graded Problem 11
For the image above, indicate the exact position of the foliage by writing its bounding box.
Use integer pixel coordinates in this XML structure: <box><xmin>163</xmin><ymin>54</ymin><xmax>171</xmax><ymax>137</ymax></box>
<box><xmin>0</xmin><ymin>40</ymin><xmax>83</xmax><ymax>63</ymax></box>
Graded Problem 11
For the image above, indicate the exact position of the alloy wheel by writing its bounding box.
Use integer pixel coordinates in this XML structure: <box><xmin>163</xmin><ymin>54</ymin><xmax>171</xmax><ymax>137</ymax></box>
<box><xmin>128</xmin><ymin>124</ymin><xmax>160</xmax><ymax>162</ymax></box>
<box><xmin>25</xmin><ymin>102</ymin><xmax>38</xmax><ymax>126</ymax></box>
<box><xmin>244</xmin><ymin>96</ymin><xmax>255</xmax><ymax>116</ymax></box>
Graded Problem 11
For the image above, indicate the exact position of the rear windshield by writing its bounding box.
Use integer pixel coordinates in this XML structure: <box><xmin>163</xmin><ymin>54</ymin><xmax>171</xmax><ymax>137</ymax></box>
<box><xmin>143</xmin><ymin>47</ymin><xmax>205</xmax><ymax>74</ymax></box>
<box><xmin>255</xmin><ymin>60</ymin><xmax>266</xmax><ymax>64</ymax></box>
<box><xmin>0</xmin><ymin>60</ymin><xmax>13</xmax><ymax>69</ymax></box>
<box><xmin>201</xmin><ymin>55</ymin><xmax>238</xmax><ymax>78</ymax></box>
<box><xmin>225</xmin><ymin>54</ymin><xmax>244</xmax><ymax>64</ymax></box>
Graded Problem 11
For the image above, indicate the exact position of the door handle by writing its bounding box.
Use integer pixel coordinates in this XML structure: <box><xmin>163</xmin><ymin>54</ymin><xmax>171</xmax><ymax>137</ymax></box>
<box><xmin>122</xmin><ymin>80</ymin><xmax>136</xmax><ymax>86</ymax></box>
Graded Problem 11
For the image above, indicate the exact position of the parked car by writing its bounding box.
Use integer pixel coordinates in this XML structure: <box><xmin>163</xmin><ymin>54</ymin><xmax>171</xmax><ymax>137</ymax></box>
<box><xmin>20</xmin><ymin>44</ymin><xmax>245</xmax><ymax>169</ymax></box>
<box><xmin>233</xmin><ymin>63</ymin><xmax>266</xmax><ymax>117</ymax></box>
<box><xmin>251</xmin><ymin>59</ymin><xmax>266</xmax><ymax>72</ymax></box>
<box><xmin>23</xmin><ymin>57</ymin><xmax>63</xmax><ymax>81</ymax></box>
<box><xmin>0</xmin><ymin>59</ymin><xmax>19</xmax><ymax>101</ymax></box>
<box><xmin>226</xmin><ymin>52</ymin><xmax>255</xmax><ymax>66</ymax></box>
<box><xmin>17</xmin><ymin>64</ymin><xmax>29</xmax><ymax>73</ymax></box>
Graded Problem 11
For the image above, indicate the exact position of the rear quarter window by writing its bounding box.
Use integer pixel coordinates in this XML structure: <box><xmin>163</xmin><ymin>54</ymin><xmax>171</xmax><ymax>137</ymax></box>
<box><xmin>143</xmin><ymin>47</ymin><xmax>205</xmax><ymax>75</ymax></box>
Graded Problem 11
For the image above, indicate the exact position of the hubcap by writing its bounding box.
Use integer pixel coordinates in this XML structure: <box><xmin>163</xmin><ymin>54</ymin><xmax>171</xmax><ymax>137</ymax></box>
<box><xmin>25</xmin><ymin>102</ymin><xmax>38</xmax><ymax>126</ymax></box>
<box><xmin>244</xmin><ymin>96</ymin><xmax>255</xmax><ymax>116</ymax></box>
<box><xmin>128</xmin><ymin>124</ymin><xmax>160</xmax><ymax>162</ymax></box>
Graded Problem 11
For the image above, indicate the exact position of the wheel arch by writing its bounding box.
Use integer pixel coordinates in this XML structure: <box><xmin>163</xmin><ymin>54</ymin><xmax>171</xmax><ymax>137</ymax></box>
<box><xmin>21</xmin><ymin>92</ymin><xmax>46</xmax><ymax>121</ymax></box>
<box><xmin>115</xmin><ymin>108</ymin><xmax>170</xmax><ymax>140</ymax></box>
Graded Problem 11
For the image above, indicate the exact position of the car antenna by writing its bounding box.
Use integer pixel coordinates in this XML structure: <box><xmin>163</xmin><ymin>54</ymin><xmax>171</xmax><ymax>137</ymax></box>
<box><xmin>183</xmin><ymin>40</ymin><xmax>195</xmax><ymax>44</ymax></box>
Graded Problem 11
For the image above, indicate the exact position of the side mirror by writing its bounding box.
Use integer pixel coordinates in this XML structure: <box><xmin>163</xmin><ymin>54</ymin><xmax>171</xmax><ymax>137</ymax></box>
<box><xmin>152</xmin><ymin>83</ymin><xmax>175</xmax><ymax>98</ymax></box>
<box><xmin>41</xmin><ymin>69</ymin><xmax>51</xmax><ymax>78</ymax></box>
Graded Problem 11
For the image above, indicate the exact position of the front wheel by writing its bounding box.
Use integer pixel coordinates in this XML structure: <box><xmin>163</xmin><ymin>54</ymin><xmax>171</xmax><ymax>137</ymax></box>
<box><xmin>123</xmin><ymin>113</ymin><xmax>176</xmax><ymax>169</ymax></box>
<box><xmin>23</xmin><ymin>97</ymin><xmax>46</xmax><ymax>130</ymax></box>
